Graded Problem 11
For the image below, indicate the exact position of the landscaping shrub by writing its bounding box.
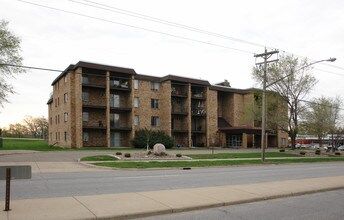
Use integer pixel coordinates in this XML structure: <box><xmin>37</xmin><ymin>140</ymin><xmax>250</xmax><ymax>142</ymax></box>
<box><xmin>300</xmin><ymin>151</ymin><xmax>306</xmax><ymax>155</ymax></box>
<box><xmin>335</xmin><ymin>152</ymin><xmax>341</xmax><ymax>156</ymax></box>
<box><xmin>279</xmin><ymin>148</ymin><xmax>285</xmax><ymax>152</ymax></box>
<box><xmin>315</xmin><ymin>149</ymin><xmax>321</xmax><ymax>155</ymax></box>
<box><xmin>176</xmin><ymin>153</ymin><xmax>182</xmax><ymax>157</ymax></box>
<box><xmin>131</xmin><ymin>129</ymin><xmax>175</xmax><ymax>149</ymax></box>
<box><xmin>124</xmin><ymin>153</ymin><xmax>131</xmax><ymax>158</ymax></box>
<box><xmin>115</xmin><ymin>152</ymin><xmax>122</xmax><ymax>155</ymax></box>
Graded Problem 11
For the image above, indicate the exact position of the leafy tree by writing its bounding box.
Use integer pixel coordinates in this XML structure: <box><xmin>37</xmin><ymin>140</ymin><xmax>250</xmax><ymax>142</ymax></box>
<box><xmin>0</xmin><ymin>20</ymin><xmax>25</xmax><ymax>106</ymax></box>
<box><xmin>302</xmin><ymin>97</ymin><xmax>342</xmax><ymax>149</ymax></box>
<box><xmin>252</xmin><ymin>55</ymin><xmax>317</xmax><ymax>149</ymax></box>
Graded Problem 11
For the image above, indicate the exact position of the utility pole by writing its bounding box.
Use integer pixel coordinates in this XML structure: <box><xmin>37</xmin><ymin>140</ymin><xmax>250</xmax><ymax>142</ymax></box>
<box><xmin>254</xmin><ymin>48</ymin><xmax>279</xmax><ymax>162</ymax></box>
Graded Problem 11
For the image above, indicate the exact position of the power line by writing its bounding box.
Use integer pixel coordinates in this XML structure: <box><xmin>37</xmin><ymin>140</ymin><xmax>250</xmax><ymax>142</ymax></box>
<box><xmin>74</xmin><ymin>1</ymin><xmax>344</xmax><ymax>72</ymax></box>
<box><xmin>0</xmin><ymin>63</ymin><xmax>63</xmax><ymax>72</ymax></box>
<box><xmin>16</xmin><ymin>0</ymin><xmax>344</xmax><ymax>75</ymax></box>
<box><xmin>71</xmin><ymin>0</ymin><xmax>268</xmax><ymax>49</ymax></box>
<box><xmin>18</xmin><ymin>0</ymin><xmax>254</xmax><ymax>55</ymax></box>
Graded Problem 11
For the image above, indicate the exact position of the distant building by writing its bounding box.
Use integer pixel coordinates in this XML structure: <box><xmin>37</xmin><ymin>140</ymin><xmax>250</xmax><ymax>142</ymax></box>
<box><xmin>47</xmin><ymin>61</ymin><xmax>288</xmax><ymax>148</ymax></box>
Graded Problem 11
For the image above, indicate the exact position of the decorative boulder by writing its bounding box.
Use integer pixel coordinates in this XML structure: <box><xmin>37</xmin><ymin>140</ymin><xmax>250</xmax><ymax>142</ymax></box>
<box><xmin>153</xmin><ymin>143</ymin><xmax>167</xmax><ymax>156</ymax></box>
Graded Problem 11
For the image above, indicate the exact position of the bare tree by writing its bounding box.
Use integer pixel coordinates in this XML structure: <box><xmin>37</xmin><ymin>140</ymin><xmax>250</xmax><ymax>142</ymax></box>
<box><xmin>23</xmin><ymin>116</ymin><xmax>48</xmax><ymax>138</ymax></box>
<box><xmin>7</xmin><ymin>123</ymin><xmax>29</xmax><ymax>138</ymax></box>
<box><xmin>0</xmin><ymin>20</ymin><xmax>25</xmax><ymax>106</ymax></box>
<box><xmin>252</xmin><ymin>55</ymin><xmax>317</xmax><ymax>149</ymax></box>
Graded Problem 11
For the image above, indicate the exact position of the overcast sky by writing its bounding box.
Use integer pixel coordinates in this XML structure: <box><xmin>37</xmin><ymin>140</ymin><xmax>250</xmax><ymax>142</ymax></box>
<box><xmin>1</xmin><ymin>0</ymin><xmax>344</xmax><ymax>128</ymax></box>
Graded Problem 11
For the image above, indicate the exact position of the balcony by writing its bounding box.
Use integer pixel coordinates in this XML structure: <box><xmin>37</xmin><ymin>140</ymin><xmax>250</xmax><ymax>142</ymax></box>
<box><xmin>83</xmin><ymin>104</ymin><xmax>106</xmax><ymax>110</ymax></box>
<box><xmin>110</xmin><ymin>106</ymin><xmax>132</xmax><ymax>112</ymax></box>
<box><xmin>171</xmin><ymin>87</ymin><xmax>187</xmax><ymax>98</ymax></box>
<box><xmin>172</xmin><ymin>129</ymin><xmax>188</xmax><ymax>133</ymax></box>
<box><xmin>171</xmin><ymin>106</ymin><xmax>188</xmax><ymax>115</ymax></box>
<box><xmin>191</xmin><ymin>108</ymin><xmax>206</xmax><ymax>116</ymax></box>
<box><xmin>110</xmin><ymin>79</ymin><xmax>131</xmax><ymax>91</ymax></box>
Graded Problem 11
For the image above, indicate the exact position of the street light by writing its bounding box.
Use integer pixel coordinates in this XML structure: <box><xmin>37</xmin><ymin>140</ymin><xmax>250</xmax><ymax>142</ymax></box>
<box><xmin>260</xmin><ymin>57</ymin><xmax>336</xmax><ymax>162</ymax></box>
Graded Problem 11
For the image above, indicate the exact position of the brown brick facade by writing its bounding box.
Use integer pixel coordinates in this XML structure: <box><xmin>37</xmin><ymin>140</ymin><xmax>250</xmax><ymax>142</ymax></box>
<box><xmin>48</xmin><ymin>61</ymin><xmax>288</xmax><ymax>149</ymax></box>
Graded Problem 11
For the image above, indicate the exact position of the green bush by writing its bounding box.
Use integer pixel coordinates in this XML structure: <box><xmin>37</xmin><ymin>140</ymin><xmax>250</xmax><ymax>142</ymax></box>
<box><xmin>315</xmin><ymin>149</ymin><xmax>321</xmax><ymax>155</ymax></box>
<box><xmin>176</xmin><ymin>153</ymin><xmax>182</xmax><ymax>157</ymax></box>
<box><xmin>124</xmin><ymin>153</ymin><xmax>131</xmax><ymax>158</ymax></box>
<box><xmin>300</xmin><ymin>151</ymin><xmax>306</xmax><ymax>155</ymax></box>
<box><xmin>116</xmin><ymin>152</ymin><xmax>122</xmax><ymax>155</ymax></box>
<box><xmin>279</xmin><ymin>148</ymin><xmax>285</xmax><ymax>152</ymax></box>
<box><xmin>335</xmin><ymin>152</ymin><xmax>341</xmax><ymax>156</ymax></box>
<box><xmin>131</xmin><ymin>129</ymin><xmax>175</xmax><ymax>149</ymax></box>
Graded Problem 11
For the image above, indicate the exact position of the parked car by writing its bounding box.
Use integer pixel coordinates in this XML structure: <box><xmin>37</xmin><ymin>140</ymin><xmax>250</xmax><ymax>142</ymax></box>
<box><xmin>338</xmin><ymin>145</ymin><xmax>344</xmax><ymax>151</ymax></box>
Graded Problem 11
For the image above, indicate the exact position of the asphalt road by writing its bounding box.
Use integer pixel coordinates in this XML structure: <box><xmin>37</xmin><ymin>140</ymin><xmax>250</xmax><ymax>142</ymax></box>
<box><xmin>135</xmin><ymin>189</ymin><xmax>344</xmax><ymax>220</ymax></box>
<box><xmin>1</xmin><ymin>162</ymin><xmax>343</xmax><ymax>200</ymax></box>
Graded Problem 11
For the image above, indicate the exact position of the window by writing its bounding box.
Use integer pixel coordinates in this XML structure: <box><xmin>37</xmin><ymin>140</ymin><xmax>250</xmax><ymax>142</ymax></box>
<box><xmin>64</xmin><ymin>93</ymin><xmax>68</xmax><ymax>103</ymax></box>
<box><xmin>83</xmin><ymin>132</ymin><xmax>89</xmax><ymax>142</ymax></box>
<box><xmin>55</xmin><ymin>115</ymin><xmax>57</xmax><ymax>124</ymax></box>
<box><xmin>64</xmin><ymin>75</ymin><xmax>68</xmax><ymax>83</ymax></box>
<box><xmin>82</xmin><ymin>75</ymin><xmax>88</xmax><ymax>84</ymax></box>
<box><xmin>134</xmin><ymin>80</ymin><xmax>139</xmax><ymax>89</ymax></box>
<box><xmin>50</xmin><ymin>117</ymin><xmax>52</xmax><ymax>124</ymax></box>
<box><xmin>151</xmin><ymin>116</ymin><xmax>160</xmax><ymax>126</ymax></box>
<box><xmin>64</xmin><ymin>112</ymin><xmax>68</xmax><ymax>122</ymax></box>
<box><xmin>134</xmin><ymin>97</ymin><xmax>139</xmax><ymax>108</ymax></box>
<box><xmin>58</xmin><ymin>97</ymin><xmax>60</xmax><ymax>106</ymax></box>
<box><xmin>151</xmin><ymin>82</ymin><xmax>159</xmax><ymax>91</ymax></box>
<box><xmin>134</xmin><ymin>115</ymin><xmax>139</xmax><ymax>126</ymax></box>
<box><xmin>57</xmin><ymin>114</ymin><xmax>60</xmax><ymax>124</ymax></box>
<box><xmin>281</xmin><ymin>138</ymin><xmax>286</xmax><ymax>146</ymax></box>
<box><xmin>151</xmin><ymin>99</ymin><xmax>159</xmax><ymax>109</ymax></box>
<box><xmin>82</xmin><ymin>112</ymin><xmax>89</xmax><ymax>122</ymax></box>
<box><xmin>82</xmin><ymin>92</ymin><xmax>89</xmax><ymax>101</ymax></box>
<box><xmin>55</xmin><ymin>99</ymin><xmax>57</xmax><ymax>107</ymax></box>
<box><xmin>64</xmin><ymin>132</ymin><xmax>67</xmax><ymax>142</ymax></box>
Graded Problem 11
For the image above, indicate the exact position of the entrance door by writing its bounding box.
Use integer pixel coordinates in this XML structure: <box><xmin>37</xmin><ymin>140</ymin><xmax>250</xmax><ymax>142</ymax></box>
<box><xmin>110</xmin><ymin>132</ymin><xmax>121</xmax><ymax>147</ymax></box>
<box><xmin>110</xmin><ymin>94</ymin><xmax>120</xmax><ymax>107</ymax></box>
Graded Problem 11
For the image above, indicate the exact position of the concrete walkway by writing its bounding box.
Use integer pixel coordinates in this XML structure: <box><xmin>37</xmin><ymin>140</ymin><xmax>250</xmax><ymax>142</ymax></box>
<box><xmin>1</xmin><ymin>175</ymin><xmax>344</xmax><ymax>220</ymax></box>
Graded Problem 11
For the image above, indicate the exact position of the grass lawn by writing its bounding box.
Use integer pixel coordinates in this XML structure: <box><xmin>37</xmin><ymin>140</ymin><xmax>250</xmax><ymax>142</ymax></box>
<box><xmin>94</xmin><ymin>157</ymin><xmax>344</xmax><ymax>169</ymax></box>
<box><xmin>186</xmin><ymin>152</ymin><xmax>298</xmax><ymax>159</ymax></box>
<box><xmin>1</xmin><ymin>138</ymin><xmax>142</xmax><ymax>151</ymax></box>
<box><xmin>2</xmin><ymin>138</ymin><xmax>64</xmax><ymax>151</ymax></box>
<box><xmin>80</xmin><ymin>155</ymin><xmax>118</xmax><ymax>161</ymax></box>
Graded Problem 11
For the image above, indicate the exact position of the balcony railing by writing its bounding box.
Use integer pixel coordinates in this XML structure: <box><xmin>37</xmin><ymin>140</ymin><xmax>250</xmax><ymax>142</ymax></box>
<box><xmin>191</xmin><ymin>108</ymin><xmax>206</xmax><ymax>116</ymax></box>
<box><xmin>110</xmin><ymin>79</ymin><xmax>130</xmax><ymax>90</ymax></box>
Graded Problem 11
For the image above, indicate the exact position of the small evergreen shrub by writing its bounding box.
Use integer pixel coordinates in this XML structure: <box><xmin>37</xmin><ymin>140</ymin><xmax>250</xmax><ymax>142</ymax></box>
<box><xmin>300</xmin><ymin>151</ymin><xmax>306</xmax><ymax>155</ymax></box>
<box><xmin>176</xmin><ymin>153</ymin><xmax>182</xmax><ymax>157</ymax></box>
<box><xmin>115</xmin><ymin>152</ymin><xmax>122</xmax><ymax>155</ymax></box>
<box><xmin>124</xmin><ymin>153</ymin><xmax>131</xmax><ymax>158</ymax></box>
<box><xmin>335</xmin><ymin>152</ymin><xmax>341</xmax><ymax>156</ymax></box>
<box><xmin>315</xmin><ymin>149</ymin><xmax>321</xmax><ymax>155</ymax></box>
<box><xmin>131</xmin><ymin>129</ymin><xmax>175</xmax><ymax>149</ymax></box>
<box><xmin>279</xmin><ymin>148</ymin><xmax>285</xmax><ymax>152</ymax></box>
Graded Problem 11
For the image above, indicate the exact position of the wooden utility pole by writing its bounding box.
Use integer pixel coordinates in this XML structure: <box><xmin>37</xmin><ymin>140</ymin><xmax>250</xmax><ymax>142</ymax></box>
<box><xmin>254</xmin><ymin>48</ymin><xmax>279</xmax><ymax>162</ymax></box>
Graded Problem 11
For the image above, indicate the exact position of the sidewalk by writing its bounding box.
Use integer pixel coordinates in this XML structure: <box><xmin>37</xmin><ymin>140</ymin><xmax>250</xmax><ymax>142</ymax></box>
<box><xmin>1</xmin><ymin>176</ymin><xmax>344</xmax><ymax>220</ymax></box>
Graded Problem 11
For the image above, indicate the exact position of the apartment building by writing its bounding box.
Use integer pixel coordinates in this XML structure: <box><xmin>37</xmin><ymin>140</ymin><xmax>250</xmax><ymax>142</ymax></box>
<box><xmin>47</xmin><ymin>61</ymin><xmax>288</xmax><ymax>149</ymax></box>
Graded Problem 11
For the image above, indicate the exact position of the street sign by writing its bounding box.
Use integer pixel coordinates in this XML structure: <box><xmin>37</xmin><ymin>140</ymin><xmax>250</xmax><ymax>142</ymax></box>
<box><xmin>0</xmin><ymin>165</ymin><xmax>31</xmax><ymax>180</ymax></box>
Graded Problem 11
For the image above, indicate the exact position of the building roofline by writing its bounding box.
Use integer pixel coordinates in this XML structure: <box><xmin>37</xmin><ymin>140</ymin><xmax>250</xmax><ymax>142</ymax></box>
<box><xmin>209</xmin><ymin>85</ymin><xmax>252</xmax><ymax>94</ymax></box>
<box><xmin>51</xmin><ymin>61</ymin><xmax>137</xmax><ymax>85</ymax></box>
<box><xmin>160</xmin><ymin>75</ymin><xmax>211</xmax><ymax>86</ymax></box>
